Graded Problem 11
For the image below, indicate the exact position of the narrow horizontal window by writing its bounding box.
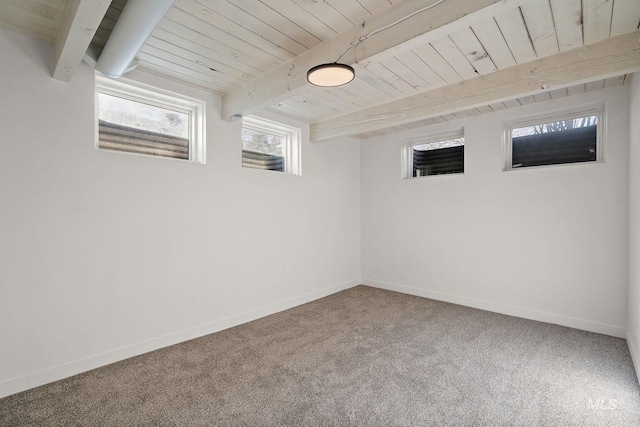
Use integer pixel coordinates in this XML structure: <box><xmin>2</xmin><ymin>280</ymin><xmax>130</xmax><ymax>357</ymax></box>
<box><xmin>402</xmin><ymin>131</ymin><xmax>465</xmax><ymax>179</ymax></box>
<box><xmin>505</xmin><ymin>107</ymin><xmax>603</xmax><ymax>170</ymax></box>
<box><xmin>242</xmin><ymin>116</ymin><xmax>301</xmax><ymax>175</ymax></box>
<box><xmin>96</xmin><ymin>76</ymin><xmax>205</xmax><ymax>163</ymax></box>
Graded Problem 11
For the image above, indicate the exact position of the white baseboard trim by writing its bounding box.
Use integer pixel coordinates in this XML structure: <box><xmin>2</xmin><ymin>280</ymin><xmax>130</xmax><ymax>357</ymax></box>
<box><xmin>363</xmin><ymin>279</ymin><xmax>626</xmax><ymax>338</ymax></box>
<box><xmin>627</xmin><ymin>328</ymin><xmax>640</xmax><ymax>386</ymax></box>
<box><xmin>0</xmin><ymin>279</ymin><xmax>360</xmax><ymax>399</ymax></box>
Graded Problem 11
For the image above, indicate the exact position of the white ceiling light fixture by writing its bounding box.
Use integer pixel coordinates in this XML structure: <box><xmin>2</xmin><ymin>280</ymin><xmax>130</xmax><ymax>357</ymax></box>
<box><xmin>306</xmin><ymin>0</ymin><xmax>447</xmax><ymax>88</ymax></box>
<box><xmin>96</xmin><ymin>0</ymin><xmax>176</xmax><ymax>79</ymax></box>
<box><xmin>307</xmin><ymin>63</ymin><xmax>355</xmax><ymax>87</ymax></box>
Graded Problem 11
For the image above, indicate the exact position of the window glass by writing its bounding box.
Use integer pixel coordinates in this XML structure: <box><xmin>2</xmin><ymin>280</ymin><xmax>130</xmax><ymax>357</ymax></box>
<box><xmin>98</xmin><ymin>93</ymin><xmax>190</xmax><ymax>160</ymax></box>
<box><xmin>413</xmin><ymin>137</ymin><xmax>465</xmax><ymax>177</ymax></box>
<box><xmin>403</xmin><ymin>132</ymin><xmax>465</xmax><ymax>179</ymax></box>
<box><xmin>242</xmin><ymin>116</ymin><xmax>301</xmax><ymax>175</ymax></box>
<box><xmin>96</xmin><ymin>76</ymin><xmax>205</xmax><ymax>163</ymax></box>
<box><xmin>506</xmin><ymin>109</ymin><xmax>602</xmax><ymax>170</ymax></box>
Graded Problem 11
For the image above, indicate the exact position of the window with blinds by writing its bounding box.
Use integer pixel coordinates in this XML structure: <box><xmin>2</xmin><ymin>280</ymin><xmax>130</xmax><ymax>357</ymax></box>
<box><xmin>242</xmin><ymin>116</ymin><xmax>301</xmax><ymax>175</ymax></box>
<box><xmin>403</xmin><ymin>131</ymin><xmax>465</xmax><ymax>179</ymax></box>
<box><xmin>96</xmin><ymin>76</ymin><xmax>205</xmax><ymax>163</ymax></box>
<box><xmin>504</xmin><ymin>106</ymin><xmax>603</xmax><ymax>170</ymax></box>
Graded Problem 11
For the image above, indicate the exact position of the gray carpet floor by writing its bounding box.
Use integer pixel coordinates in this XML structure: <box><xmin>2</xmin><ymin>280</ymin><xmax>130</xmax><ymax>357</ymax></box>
<box><xmin>1</xmin><ymin>285</ymin><xmax>639</xmax><ymax>426</ymax></box>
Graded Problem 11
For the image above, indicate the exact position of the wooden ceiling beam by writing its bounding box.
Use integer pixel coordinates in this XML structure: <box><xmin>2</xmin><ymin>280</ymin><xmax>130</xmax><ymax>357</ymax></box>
<box><xmin>310</xmin><ymin>30</ymin><xmax>640</xmax><ymax>142</ymax></box>
<box><xmin>221</xmin><ymin>0</ymin><xmax>538</xmax><ymax>121</ymax></box>
<box><xmin>52</xmin><ymin>0</ymin><xmax>110</xmax><ymax>82</ymax></box>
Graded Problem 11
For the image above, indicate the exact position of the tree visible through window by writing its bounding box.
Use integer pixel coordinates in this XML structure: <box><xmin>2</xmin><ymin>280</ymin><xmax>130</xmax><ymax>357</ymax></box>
<box><xmin>512</xmin><ymin>116</ymin><xmax>598</xmax><ymax>137</ymax></box>
<box><xmin>98</xmin><ymin>93</ymin><xmax>190</xmax><ymax>159</ymax></box>
<box><xmin>241</xmin><ymin>116</ymin><xmax>301</xmax><ymax>175</ymax></box>
<box><xmin>507</xmin><ymin>110</ymin><xmax>601</xmax><ymax>169</ymax></box>
<box><xmin>96</xmin><ymin>76</ymin><xmax>205</xmax><ymax>163</ymax></box>
<box><xmin>242</xmin><ymin>128</ymin><xmax>284</xmax><ymax>156</ymax></box>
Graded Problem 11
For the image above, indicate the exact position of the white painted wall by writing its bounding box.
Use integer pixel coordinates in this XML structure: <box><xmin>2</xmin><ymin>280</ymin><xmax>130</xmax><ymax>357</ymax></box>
<box><xmin>628</xmin><ymin>73</ymin><xmax>640</xmax><ymax>378</ymax></box>
<box><xmin>0</xmin><ymin>25</ymin><xmax>635</xmax><ymax>399</ymax></box>
<box><xmin>361</xmin><ymin>87</ymin><xmax>630</xmax><ymax>338</ymax></box>
<box><xmin>0</xmin><ymin>29</ymin><xmax>361</xmax><ymax>398</ymax></box>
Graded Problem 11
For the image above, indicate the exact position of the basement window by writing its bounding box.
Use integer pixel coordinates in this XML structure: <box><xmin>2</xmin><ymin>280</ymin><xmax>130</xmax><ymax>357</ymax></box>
<box><xmin>242</xmin><ymin>116</ymin><xmax>301</xmax><ymax>175</ymax></box>
<box><xmin>96</xmin><ymin>76</ymin><xmax>205</xmax><ymax>163</ymax></box>
<box><xmin>402</xmin><ymin>130</ymin><xmax>465</xmax><ymax>179</ymax></box>
<box><xmin>504</xmin><ymin>106</ymin><xmax>603</xmax><ymax>170</ymax></box>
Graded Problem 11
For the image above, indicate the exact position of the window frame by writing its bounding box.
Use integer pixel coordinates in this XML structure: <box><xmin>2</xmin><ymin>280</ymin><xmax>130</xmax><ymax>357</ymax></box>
<box><xmin>95</xmin><ymin>75</ymin><xmax>206</xmax><ymax>164</ymax></box>
<box><xmin>242</xmin><ymin>115</ymin><xmax>301</xmax><ymax>175</ymax></box>
<box><xmin>503</xmin><ymin>104</ymin><xmax>604</xmax><ymax>171</ymax></box>
<box><xmin>401</xmin><ymin>129</ymin><xmax>465</xmax><ymax>179</ymax></box>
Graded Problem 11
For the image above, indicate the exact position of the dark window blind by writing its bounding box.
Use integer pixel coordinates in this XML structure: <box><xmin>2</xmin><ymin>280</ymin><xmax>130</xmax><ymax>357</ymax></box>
<box><xmin>413</xmin><ymin>145</ymin><xmax>464</xmax><ymax>177</ymax></box>
<box><xmin>512</xmin><ymin>125</ymin><xmax>597</xmax><ymax>168</ymax></box>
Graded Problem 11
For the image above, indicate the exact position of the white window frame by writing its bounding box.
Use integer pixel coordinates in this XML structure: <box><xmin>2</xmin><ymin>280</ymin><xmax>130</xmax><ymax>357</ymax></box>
<box><xmin>503</xmin><ymin>104</ymin><xmax>604</xmax><ymax>171</ymax></box>
<box><xmin>95</xmin><ymin>75</ymin><xmax>206</xmax><ymax>164</ymax></box>
<box><xmin>242</xmin><ymin>115</ymin><xmax>301</xmax><ymax>175</ymax></box>
<box><xmin>401</xmin><ymin>129</ymin><xmax>465</xmax><ymax>179</ymax></box>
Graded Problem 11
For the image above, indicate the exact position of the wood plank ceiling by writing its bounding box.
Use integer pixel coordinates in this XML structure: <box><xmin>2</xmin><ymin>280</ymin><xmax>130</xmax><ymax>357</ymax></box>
<box><xmin>1</xmin><ymin>0</ymin><xmax>639</xmax><ymax>140</ymax></box>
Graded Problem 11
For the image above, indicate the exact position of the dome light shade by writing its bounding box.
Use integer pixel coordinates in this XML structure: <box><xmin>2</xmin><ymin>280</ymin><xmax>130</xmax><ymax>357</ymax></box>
<box><xmin>307</xmin><ymin>63</ymin><xmax>355</xmax><ymax>87</ymax></box>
